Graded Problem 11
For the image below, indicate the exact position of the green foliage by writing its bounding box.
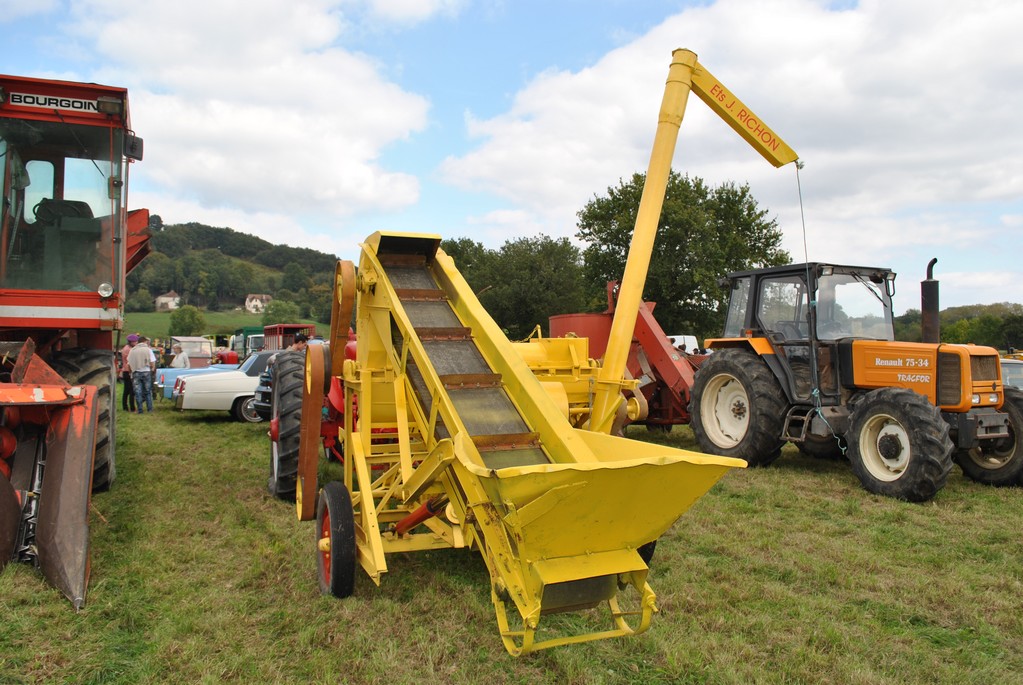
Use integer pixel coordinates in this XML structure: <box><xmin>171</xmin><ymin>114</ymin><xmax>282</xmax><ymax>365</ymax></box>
<box><xmin>127</xmin><ymin>222</ymin><xmax>338</xmax><ymax>315</ymax></box>
<box><xmin>124</xmin><ymin>287</ymin><xmax>153</xmax><ymax>313</ymax></box>
<box><xmin>577</xmin><ymin>171</ymin><xmax>790</xmax><ymax>341</ymax></box>
<box><xmin>282</xmin><ymin>261</ymin><xmax>311</xmax><ymax>292</ymax></box>
<box><xmin>441</xmin><ymin>235</ymin><xmax>586</xmax><ymax>339</ymax></box>
<box><xmin>168</xmin><ymin>304</ymin><xmax>206</xmax><ymax>336</ymax></box>
<box><xmin>262</xmin><ymin>299</ymin><xmax>301</xmax><ymax>326</ymax></box>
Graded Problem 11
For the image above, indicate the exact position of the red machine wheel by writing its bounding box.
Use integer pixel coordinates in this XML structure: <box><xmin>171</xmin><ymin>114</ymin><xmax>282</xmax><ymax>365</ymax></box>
<box><xmin>316</xmin><ymin>481</ymin><xmax>356</xmax><ymax>598</ymax></box>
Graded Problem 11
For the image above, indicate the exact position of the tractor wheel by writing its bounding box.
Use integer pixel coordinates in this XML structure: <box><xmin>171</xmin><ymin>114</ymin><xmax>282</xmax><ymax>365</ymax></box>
<box><xmin>954</xmin><ymin>387</ymin><xmax>1023</xmax><ymax>487</ymax></box>
<box><xmin>689</xmin><ymin>348</ymin><xmax>787</xmax><ymax>466</ymax></box>
<box><xmin>799</xmin><ymin>433</ymin><xmax>847</xmax><ymax>461</ymax></box>
<box><xmin>267</xmin><ymin>351</ymin><xmax>304</xmax><ymax>500</ymax></box>
<box><xmin>232</xmin><ymin>396</ymin><xmax>262</xmax><ymax>423</ymax></box>
<box><xmin>51</xmin><ymin>348</ymin><xmax>117</xmax><ymax>491</ymax></box>
<box><xmin>317</xmin><ymin>481</ymin><xmax>356</xmax><ymax>598</ymax></box>
<box><xmin>847</xmin><ymin>387</ymin><xmax>953</xmax><ymax>502</ymax></box>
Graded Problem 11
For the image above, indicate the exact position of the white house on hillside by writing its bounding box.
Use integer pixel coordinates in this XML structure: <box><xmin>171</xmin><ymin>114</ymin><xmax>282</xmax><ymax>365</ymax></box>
<box><xmin>245</xmin><ymin>293</ymin><xmax>273</xmax><ymax>314</ymax></box>
<box><xmin>155</xmin><ymin>290</ymin><xmax>181</xmax><ymax>311</ymax></box>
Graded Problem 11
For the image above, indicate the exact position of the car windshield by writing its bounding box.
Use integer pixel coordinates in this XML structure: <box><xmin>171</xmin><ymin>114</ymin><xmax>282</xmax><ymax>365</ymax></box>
<box><xmin>239</xmin><ymin>352</ymin><xmax>271</xmax><ymax>377</ymax></box>
<box><xmin>1002</xmin><ymin>361</ymin><xmax>1023</xmax><ymax>389</ymax></box>
<box><xmin>816</xmin><ymin>272</ymin><xmax>894</xmax><ymax>341</ymax></box>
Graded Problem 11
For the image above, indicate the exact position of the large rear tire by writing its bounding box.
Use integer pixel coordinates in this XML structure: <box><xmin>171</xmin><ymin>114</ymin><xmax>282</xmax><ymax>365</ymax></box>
<box><xmin>954</xmin><ymin>387</ymin><xmax>1023</xmax><ymax>487</ymax></box>
<box><xmin>51</xmin><ymin>348</ymin><xmax>117</xmax><ymax>491</ymax></box>
<box><xmin>267</xmin><ymin>351</ymin><xmax>304</xmax><ymax>500</ymax></box>
<box><xmin>317</xmin><ymin>481</ymin><xmax>356</xmax><ymax>598</ymax></box>
<box><xmin>847</xmin><ymin>388</ymin><xmax>953</xmax><ymax>502</ymax></box>
<box><xmin>689</xmin><ymin>348</ymin><xmax>787</xmax><ymax>466</ymax></box>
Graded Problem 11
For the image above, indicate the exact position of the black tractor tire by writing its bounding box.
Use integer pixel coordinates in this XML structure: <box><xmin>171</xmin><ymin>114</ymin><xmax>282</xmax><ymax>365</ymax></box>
<box><xmin>231</xmin><ymin>396</ymin><xmax>263</xmax><ymax>423</ymax></box>
<box><xmin>954</xmin><ymin>387</ymin><xmax>1023</xmax><ymax>487</ymax></box>
<box><xmin>798</xmin><ymin>433</ymin><xmax>847</xmax><ymax>461</ymax></box>
<box><xmin>51</xmin><ymin>348</ymin><xmax>117</xmax><ymax>491</ymax></box>
<box><xmin>689</xmin><ymin>348</ymin><xmax>787</xmax><ymax>466</ymax></box>
<box><xmin>267</xmin><ymin>351</ymin><xmax>305</xmax><ymax>500</ymax></box>
<box><xmin>317</xmin><ymin>481</ymin><xmax>357</xmax><ymax>598</ymax></box>
<box><xmin>847</xmin><ymin>387</ymin><xmax>953</xmax><ymax>502</ymax></box>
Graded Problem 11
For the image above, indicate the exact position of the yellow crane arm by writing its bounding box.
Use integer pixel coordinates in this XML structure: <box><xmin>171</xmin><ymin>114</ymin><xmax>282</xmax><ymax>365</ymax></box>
<box><xmin>588</xmin><ymin>48</ymin><xmax>798</xmax><ymax>434</ymax></box>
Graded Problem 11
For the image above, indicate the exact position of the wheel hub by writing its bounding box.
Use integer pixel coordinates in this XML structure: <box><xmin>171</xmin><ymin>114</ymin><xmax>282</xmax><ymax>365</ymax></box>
<box><xmin>877</xmin><ymin>433</ymin><xmax>903</xmax><ymax>462</ymax></box>
<box><xmin>730</xmin><ymin>400</ymin><xmax>748</xmax><ymax>421</ymax></box>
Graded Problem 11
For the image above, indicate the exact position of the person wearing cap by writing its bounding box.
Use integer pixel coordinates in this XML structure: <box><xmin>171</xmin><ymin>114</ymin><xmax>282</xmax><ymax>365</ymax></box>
<box><xmin>288</xmin><ymin>333</ymin><xmax>309</xmax><ymax>353</ymax></box>
<box><xmin>127</xmin><ymin>335</ymin><xmax>156</xmax><ymax>414</ymax></box>
<box><xmin>119</xmin><ymin>334</ymin><xmax>138</xmax><ymax>412</ymax></box>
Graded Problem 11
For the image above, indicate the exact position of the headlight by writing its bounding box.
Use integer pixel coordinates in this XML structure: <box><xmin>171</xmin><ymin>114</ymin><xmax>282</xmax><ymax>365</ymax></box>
<box><xmin>989</xmin><ymin>393</ymin><xmax>999</xmax><ymax>404</ymax></box>
<box><xmin>98</xmin><ymin>282</ymin><xmax>114</xmax><ymax>297</ymax></box>
<box><xmin>971</xmin><ymin>394</ymin><xmax>981</xmax><ymax>405</ymax></box>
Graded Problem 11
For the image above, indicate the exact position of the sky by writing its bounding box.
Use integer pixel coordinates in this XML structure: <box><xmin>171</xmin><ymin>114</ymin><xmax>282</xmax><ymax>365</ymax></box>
<box><xmin>3</xmin><ymin>0</ymin><xmax>1022</xmax><ymax>314</ymax></box>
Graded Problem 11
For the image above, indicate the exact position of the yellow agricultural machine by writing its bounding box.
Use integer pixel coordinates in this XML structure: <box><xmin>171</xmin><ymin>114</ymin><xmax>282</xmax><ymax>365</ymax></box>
<box><xmin>285</xmin><ymin>49</ymin><xmax>797</xmax><ymax>654</ymax></box>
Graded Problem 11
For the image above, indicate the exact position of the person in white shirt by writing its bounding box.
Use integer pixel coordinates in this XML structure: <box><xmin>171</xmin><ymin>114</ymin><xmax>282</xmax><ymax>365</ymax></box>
<box><xmin>170</xmin><ymin>343</ymin><xmax>190</xmax><ymax>369</ymax></box>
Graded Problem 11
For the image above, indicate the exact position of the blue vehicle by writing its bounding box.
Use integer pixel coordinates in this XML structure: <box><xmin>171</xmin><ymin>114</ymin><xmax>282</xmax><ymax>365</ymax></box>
<box><xmin>155</xmin><ymin>363</ymin><xmax>238</xmax><ymax>400</ymax></box>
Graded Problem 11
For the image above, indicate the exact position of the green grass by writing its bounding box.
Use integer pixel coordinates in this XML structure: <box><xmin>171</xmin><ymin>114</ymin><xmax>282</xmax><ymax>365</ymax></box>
<box><xmin>1</xmin><ymin>393</ymin><xmax>1022</xmax><ymax>684</ymax></box>
<box><xmin>122</xmin><ymin>311</ymin><xmax>327</xmax><ymax>343</ymax></box>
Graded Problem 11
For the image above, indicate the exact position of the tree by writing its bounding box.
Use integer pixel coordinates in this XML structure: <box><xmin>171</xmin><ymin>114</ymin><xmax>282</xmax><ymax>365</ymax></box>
<box><xmin>168</xmin><ymin>305</ymin><xmax>206</xmax><ymax>336</ymax></box>
<box><xmin>576</xmin><ymin>171</ymin><xmax>790</xmax><ymax>341</ymax></box>
<box><xmin>125</xmin><ymin>287</ymin><xmax>154</xmax><ymax>313</ymax></box>
<box><xmin>484</xmin><ymin>236</ymin><xmax>587</xmax><ymax>339</ymax></box>
<box><xmin>262</xmin><ymin>299</ymin><xmax>301</xmax><ymax>326</ymax></box>
<box><xmin>282</xmin><ymin>262</ymin><xmax>311</xmax><ymax>292</ymax></box>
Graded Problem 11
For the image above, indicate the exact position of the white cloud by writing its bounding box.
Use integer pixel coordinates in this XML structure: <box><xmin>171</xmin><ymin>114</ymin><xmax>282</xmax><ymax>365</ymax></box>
<box><xmin>362</xmin><ymin>0</ymin><xmax>465</xmax><ymax>24</ymax></box>
<box><xmin>0</xmin><ymin>0</ymin><xmax>59</xmax><ymax>22</ymax></box>
<box><xmin>437</xmin><ymin>0</ymin><xmax>1023</xmax><ymax>308</ymax></box>
<box><xmin>60</xmin><ymin>0</ymin><xmax>430</xmax><ymax>224</ymax></box>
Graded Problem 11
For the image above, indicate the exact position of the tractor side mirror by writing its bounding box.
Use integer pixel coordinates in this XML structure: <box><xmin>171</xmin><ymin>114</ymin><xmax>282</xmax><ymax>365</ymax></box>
<box><xmin>124</xmin><ymin>134</ymin><xmax>144</xmax><ymax>161</ymax></box>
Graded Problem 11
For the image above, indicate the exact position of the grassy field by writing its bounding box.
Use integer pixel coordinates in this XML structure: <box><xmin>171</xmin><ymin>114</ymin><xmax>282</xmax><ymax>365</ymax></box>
<box><xmin>1</xmin><ymin>389</ymin><xmax>1022</xmax><ymax>684</ymax></box>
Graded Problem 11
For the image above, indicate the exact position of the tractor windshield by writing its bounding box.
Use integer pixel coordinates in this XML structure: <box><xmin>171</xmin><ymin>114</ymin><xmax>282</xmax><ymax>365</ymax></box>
<box><xmin>816</xmin><ymin>271</ymin><xmax>894</xmax><ymax>341</ymax></box>
<box><xmin>0</xmin><ymin>119</ymin><xmax>126</xmax><ymax>292</ymax></box>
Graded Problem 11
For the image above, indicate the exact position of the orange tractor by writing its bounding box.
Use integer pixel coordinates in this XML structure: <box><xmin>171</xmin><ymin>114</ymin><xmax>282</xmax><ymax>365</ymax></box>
<box><xmin>690</xmin><ymin>260</ymin><xmax>1023</xmax><ymax>501</ymax></box>
<box><xmin>0</xmin><ymin>74</ymin><xmax>149</xmax><ymax>606</ymax></box>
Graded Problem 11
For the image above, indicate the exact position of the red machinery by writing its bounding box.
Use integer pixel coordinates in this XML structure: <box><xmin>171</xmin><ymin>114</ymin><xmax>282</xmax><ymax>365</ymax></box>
<box><xmin>0</xmin><ymin>74</ymin><xmax>149</xmax><ymax>606</ymax></box>
<box><xmin>549</xmin><ymin>281</ymin><xmax>705</xmax><ymax>431</ymax></box>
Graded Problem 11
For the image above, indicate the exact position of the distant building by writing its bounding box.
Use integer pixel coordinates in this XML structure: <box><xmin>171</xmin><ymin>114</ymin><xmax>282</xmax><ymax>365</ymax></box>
<box><xmin>245</xmin><ymin>293</ymin><xmax>273</xmax><ymax>314</ymax></box>
<box><xmin>155</xmin><ymin>290</ymin><xmax>181</xmax><ymax>311</ymax></box>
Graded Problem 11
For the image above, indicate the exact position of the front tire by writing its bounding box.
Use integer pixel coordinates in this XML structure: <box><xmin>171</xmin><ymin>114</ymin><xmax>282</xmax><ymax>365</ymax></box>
<box><xmin>847</xmin><ymin>387</ymin><xmax>953</xmax><ymax>502</ymax></box>
<box><xmin>689</xmin><ymin>348</ymin><xmax>787</xmax><ymax>466</ymax></box>
<box><xmin>317</xmin><ymin>481</ymin><xmax>356</xmax><ymax>598</ymax></box>
<box><xmin>954</xmin><ymin>387</ymin><xmax>1023</xmax><ymax>487</ymax></box>
<box><xmin>51</xmin><ymin>348</ymin><xmax>117</xmax><ymax>491</ymax></box>
<box><xmin>267</xmin><ymin>351</ymin><xmax>304</xmax><ymax>500</ymax></box>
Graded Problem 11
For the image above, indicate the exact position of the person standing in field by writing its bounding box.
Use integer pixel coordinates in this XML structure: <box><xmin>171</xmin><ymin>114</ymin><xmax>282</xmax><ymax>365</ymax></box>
<box><xmin>127</xmin><ymin>335</ymin><xmax>156</xmax><ymax>414</ymax></box>
<box><xmin>119</xmin><ymin>334</ymin><xmax>138</xmax><ymax>412</ymax></box>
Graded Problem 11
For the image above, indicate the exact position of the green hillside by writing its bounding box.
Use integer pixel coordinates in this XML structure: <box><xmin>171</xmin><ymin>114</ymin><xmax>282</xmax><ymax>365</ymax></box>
<box><xmin>122</xmin><ymin>310</ymin><xmax>328</xmax><ymax>344</ymax></box>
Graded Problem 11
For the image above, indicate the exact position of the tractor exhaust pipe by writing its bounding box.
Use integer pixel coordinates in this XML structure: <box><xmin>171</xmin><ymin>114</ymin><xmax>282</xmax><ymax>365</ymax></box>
<box><xmin>921</xmin><ymin>258</ymin><xmax>940</xmax><ymax>344</ymax></box>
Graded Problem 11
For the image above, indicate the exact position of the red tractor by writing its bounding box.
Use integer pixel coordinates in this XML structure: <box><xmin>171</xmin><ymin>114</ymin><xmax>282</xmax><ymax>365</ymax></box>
<box><xmin>0</xmin><ymin>74</ymin><xmax>149</xmax><ymax>606</ymax></box>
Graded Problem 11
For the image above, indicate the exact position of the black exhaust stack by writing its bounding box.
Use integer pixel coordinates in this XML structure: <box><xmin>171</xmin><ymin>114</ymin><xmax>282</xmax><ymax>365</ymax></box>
<box><xmin>921</xmin><ymin>258</ymin><xmax>940</xmax><ymax>344</ymax></box>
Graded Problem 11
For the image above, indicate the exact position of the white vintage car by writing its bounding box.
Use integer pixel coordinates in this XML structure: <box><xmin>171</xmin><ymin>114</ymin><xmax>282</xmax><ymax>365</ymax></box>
<box><xmin>174</xmin><ymin>351</ymin><xmax>276</xmax><ymax>422</ymax></box>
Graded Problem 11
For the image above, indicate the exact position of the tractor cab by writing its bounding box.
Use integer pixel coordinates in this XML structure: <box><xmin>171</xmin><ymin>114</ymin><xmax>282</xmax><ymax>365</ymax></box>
<box><xmin>0</xmin><ymin>76</ymin><xmax>145</xmax><ymax>304</ymax></box>
<box><xmin>716</xmin><ymin>262</ymin><xmax>896</xmax><ymax>404</ymax></box>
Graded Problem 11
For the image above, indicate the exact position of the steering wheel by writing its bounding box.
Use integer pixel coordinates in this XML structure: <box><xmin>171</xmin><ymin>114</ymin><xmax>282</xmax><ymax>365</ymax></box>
<box><xmin>33</xmin><ymin>199</ymin><xmax>86</xmax><ymax>224</ymax></box>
